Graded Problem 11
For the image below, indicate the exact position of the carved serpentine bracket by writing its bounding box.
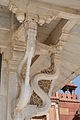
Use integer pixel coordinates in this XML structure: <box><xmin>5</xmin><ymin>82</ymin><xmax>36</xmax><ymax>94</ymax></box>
<box><xmin>8</xmin><ymin>0</ymin><xmax>60</xmax><ymax>120</ymax></box>
<box><xmin>12</xmin><ymin>15</ymin><xmax>40</xmax><ymax>120</ymax></box>
<box><xmin>9</xmin><ymin>10</ymin><xmax>38</xmax><ymax>120</ymax></box>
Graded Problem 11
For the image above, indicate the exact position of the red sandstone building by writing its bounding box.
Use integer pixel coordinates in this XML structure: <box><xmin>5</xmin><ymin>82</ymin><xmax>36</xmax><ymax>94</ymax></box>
<box><xmin>32</xmin><ymin>82</ymin><xmax>80</xmax><ymax>120</ymax></box>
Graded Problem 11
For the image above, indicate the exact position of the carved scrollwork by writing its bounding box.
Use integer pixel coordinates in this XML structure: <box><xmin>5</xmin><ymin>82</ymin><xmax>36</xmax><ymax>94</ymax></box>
<box><xmin>41</xmin><ymin>53</ymin><xmax>55</xmax><ymax>74</ymax></box>
<box><xmin>38</xmin><ymin>15</ymin><xmax>57</xmax><ymax>26</ymax></box>
<box><xmin>9</xmin><ymin>0</ymin><xmax>29</xmax><ymax>22</ymax></box>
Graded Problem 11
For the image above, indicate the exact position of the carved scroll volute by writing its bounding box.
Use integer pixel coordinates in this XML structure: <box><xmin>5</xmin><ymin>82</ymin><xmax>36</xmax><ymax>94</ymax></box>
<box><xmin>9</xmin><ymin>0</ymin><xmax>29</xmax><ymax>23</ymax></box>
<box><xmin>38</xmin><ymin>15</ymin><xmax>57</xmax><ymax>26</ymax></box>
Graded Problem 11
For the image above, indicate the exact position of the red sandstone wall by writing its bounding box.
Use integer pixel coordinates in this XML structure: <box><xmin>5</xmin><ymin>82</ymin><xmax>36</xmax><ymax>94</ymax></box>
<box><xmin>59</xmin><ymin>102</ymin><xmax>79</xmax><ymax>120</ymax></box>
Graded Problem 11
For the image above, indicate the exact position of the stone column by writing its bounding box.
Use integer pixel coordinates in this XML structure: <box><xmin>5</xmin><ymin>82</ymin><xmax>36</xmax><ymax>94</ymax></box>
<box><xmin>7</xmin><ymin>70</ymin><xmax>18</xmax><ymax>120</ymax></box>
<box><xmin>0</xmin><ymin>58</ymin><xmax>8</xmax><ymax>120</ymax></box>
<box><xmin>46</xmin><ymin>113</ymin><xmax>49</xmax><ymax>120</ymax></box>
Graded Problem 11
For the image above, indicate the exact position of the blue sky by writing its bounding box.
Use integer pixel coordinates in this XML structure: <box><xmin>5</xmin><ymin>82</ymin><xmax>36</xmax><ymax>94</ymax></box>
<box><xmin>73</xmin><ymin>76</ymin><xmax>80</xmax><ymax>100</ymax></box>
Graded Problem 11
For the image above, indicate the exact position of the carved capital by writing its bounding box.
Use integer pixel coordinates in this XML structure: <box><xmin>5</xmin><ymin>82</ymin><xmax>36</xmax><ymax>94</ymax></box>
<box><xmin>9</xmin><ymin>0</ymin><xmax>58</xmax><ymax>25</ymax></box>
<box><xmin>9</xmin><ymin>0</ymin><xmax>29</xmax><ymax>22</ymax></box>
<box><xmin>38</xmin><ymin>15</ymin><xmax>57</xmax><ymax>26</ymax></box>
